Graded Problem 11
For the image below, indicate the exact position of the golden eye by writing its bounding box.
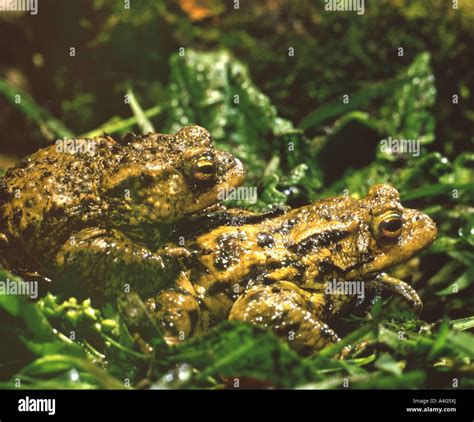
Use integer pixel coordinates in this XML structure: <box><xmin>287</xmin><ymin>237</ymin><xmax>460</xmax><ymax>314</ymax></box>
<box><xmin>191</xmin><ymin>154</ymin><xmax>217</xmax><ymax>182</ymax></box>
<box><xmin>378</xmin><ymin>212</ymin><xmax>403</xmax><ymax>240</ymax></box>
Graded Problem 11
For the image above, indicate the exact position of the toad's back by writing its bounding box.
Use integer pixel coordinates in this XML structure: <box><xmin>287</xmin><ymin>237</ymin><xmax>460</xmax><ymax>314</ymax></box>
<box><xmin>0</xmin><ymin>126</ymin><xmax>247</xmax><ymax>280</ymax></box>
<box><xmin>0</xmin><ymin>137</ymin><xmax>120</xmax><ymax>270</ymax></box>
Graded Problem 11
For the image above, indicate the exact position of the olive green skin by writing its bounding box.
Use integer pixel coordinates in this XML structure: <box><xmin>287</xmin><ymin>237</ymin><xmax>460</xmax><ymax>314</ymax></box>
<box><xmin>0</xmin><ymin>126</ymin><xmax>245</xmax><ymax>299</ymax></box>
<box><xmin>147</xmin><ymin>185</ymin><xmax>437</xmax><ymax>355</ymax></box>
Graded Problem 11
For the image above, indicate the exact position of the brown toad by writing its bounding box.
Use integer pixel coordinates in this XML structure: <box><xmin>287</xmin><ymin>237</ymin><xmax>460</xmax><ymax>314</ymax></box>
<box><xmin>0</xmin><ymin>126</ymin><xmax>245</xmax><ymax>300</ymax></box>
<box><xmin>147</xmin><ymin>185</ymin><xmax>437</xmax><ymax>355</ymax></box>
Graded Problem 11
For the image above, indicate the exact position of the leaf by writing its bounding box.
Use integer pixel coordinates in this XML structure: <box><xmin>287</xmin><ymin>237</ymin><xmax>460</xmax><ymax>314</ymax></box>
<box><xmin>318</xmin><ymin>321</ymin><xmax>375</xmax><ymax>359</ymax></box>
<box><xmin>427</xmin><ymin>238</ymin><xmax>460</xmax><ymax>256</ymax></box>
<box><xmin>374</xmin><ymin>353</ymin><xmax>403</xmax><ymax>377</ymax></box>
<box><xmin>80</xmin><ymin>105</ymin><xmax>162</xmax><ymax>138</ymax></box>
<box><xmin>457</xmin><ymin>210</ymin><xmax>474</xmax><ymax>247</ymax></box>
<box><xmin>166</xmin><ymin>50</ymin><xmax>274</xmax><ymax>175</ymax></box>
<box><xmin>164</xmin><ymin>49</ymin><xmax>323</xmax><ymax>193</ymax></box>
<box><xmin>440</xmin><ymin>153</ymin><xmax>474</xmax><ymax>185</ymax></box>
<box><xmin>299</xmin><ymin>76</ymin><xmax>414</xmax><ymax>130</ymax></box>
<box><xmin>377</xmin><ymin>324</ymin><xmax>432</xmax><ymax>356</ymax></box>
<box><xmin>258</xmin><ymin>174</ymin><xmax>287</xmax><ymax>207</ymax></box>
<box><xmin>163</xmin><ymin>321</ymin><xmax>317</xmax><ymax>388</ymax></box>
<box><xmin>448</xmin><ymin>250</ymin><xmax>474</xmax><ymax>267</ymax></box>
<box><xmin>126</xmin><ymin>87</ymin><xmax>155</xmax><ymax>134</ymax></box>
<box><xmin>401</xmin><ymin>183</ymin><xmax>474</xmax><ymax>201</ymax></box>
<box><xmin>0</xmin><ymin>270</ymin><xmax>83</xmax><ymax>358</ymax></box>
<box><xmin>117</xmin><ymin>293</ymin><xmax>168</xmax><ymax>352</ymax></box>
<box><xmin>376</xmin><ymin>52</ymin><xmax>436</xmax><ymax>144</ymax></box>
<box><xmin>0</xmin><ymin>79</ymin><xmax>73</xmax><ymax>140</ymax></box>
<box><xmin>450</xmin><ymin>316</ymin><xmax>474</xmax><ymax>332</ymax></box>
<box><xmin>351</xmin><ymin>370</ymin><xmax>425</xmax><ymax>389</ymax></box>
<box><xmin>327</xmin><ymin>111</ymin><xmax>379</xmax><ymax>134</ymax></box>
<box><xmin>17</xmin><ymin>355</ymin><xmax>125</xmax><ymax>389</ymax></box>
<box><xmin>445</xmin><ymin>331</ymin><xmax>474</xmax><ymax>359</ymax></box>
<box><xmin>435</xmin><ymin>265</ymin><xmax>474</xmax><ymax>296</ymax></box>
<box><xmin>300</xmin><ymin>370</ymin><xmax>425</xmax><ymax>390</ymax></box>
<box><xmin>428</xmin><ymin>318</ymin><xmax>449</xmax><ymax>359</ymax></box>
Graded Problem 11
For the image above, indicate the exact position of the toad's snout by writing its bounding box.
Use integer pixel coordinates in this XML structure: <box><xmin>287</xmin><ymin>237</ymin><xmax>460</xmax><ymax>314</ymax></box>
<box><xmin>403</xmin><ymin>208</ymin><xmax>438</xmax><ymax>252</ymax></box>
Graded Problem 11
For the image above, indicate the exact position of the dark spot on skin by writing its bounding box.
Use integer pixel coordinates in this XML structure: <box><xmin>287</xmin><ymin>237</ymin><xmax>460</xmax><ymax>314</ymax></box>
<box><xmin>271</xmin><ymin>286</ymin><xmax>281</xmax><ymax>294</ymax></box>
<box><xmin>119</xmin><ymin>155</ymin><xmax>131</xmax><ymax>165</ymax></box>
<box><xmin>0</xmin><ymin>182</ymin><xmax>12</xmax><ymax>202</ymax></box>
<box><xmin>109</xmin><ymin>144</ymin><xmax>121</xmax><ymax>155</ymax></box>
<box><xmin>12</xmin><ymin>208</ymin><xmax>22</xmax><ymax>225</ymax></box>
<box><xmin>235</xmin><ymin>263</ymin><xmax>272</xmax><ymax>288</ymax></box>
<box><xmin>23</xmin><ymin>223</ymin><xmax>35</xmax><ymax>239</ymax></box>
<box><xmin>265</xmin><ymin>218</ymin><xmax>298</xmax><ymax>237</ymax></box>
<box><xmin>140</xmin><ymin>174</ymin><xmax>154</xmax><ymax>188</ymax></box>
<box><xmin>320</xmin><ymin>326</ymin><xmax>337</xmax><ymax>340</ymax></box>
<box><xmin>121</xmin><ymin>132</ymin><xmax>137</xmax><ymax>144</ymax></box>
<box><xmin>290</xmin><ymin>229</ymin><xmax>350</xmax><ymax>255</ymax></box>
<box><xmin>16</xmin><ymin>158</ymin><xmax>32</xmax><ymax>169</ymax></box>
<box><xmin>213</xmin><ymin>234</ymin><xmax>242</xmax><ymax>270</ymax></box>
<box><xmin>318</xmin><ymin>259</ymin><xmax>340</xmax><ymax>277</ymax></box>
<box><xmin>214</xmin><ymin>251</ymin><xmax>237</xmax><ymax>270</ymax></box>
<box><xmin>204</xmin><ymin>206</ymin><xmax>289</xmax><ymax>230</ymax></box>
<box><xmin>188</xmin><ymin>262</ymin><xmax>211</xmax><ymax>285</ymax></box>
<box><xmin>262</xmin><ymin>277</ymin><xmax>274</xmax><ymax>286</ymax></box>
<box><xmin>323</xmin><ymin>301</ymin><xmax>334</xmax><ymax>317</ymax></box>
<box><xmin>205</xmin><ymin>280</ymin><xmax>232</xmax><ymax>298</ymax></box>
<box><xmin>257</xmin><ymin>232</ymin><xmax>275</xmax><ymax>248</ymax></box>
<box><xmin>272</xmin><ymin>316</ymin><xmax>301</xmax><ymax>338</ymax></box>
<box><xmin>45</xmin><ymin>205</ymin><xmax>65</xmax><ymax>220</ymax></box>
<box><xmin>187</xmin><ymin>308</ymin><xmax>200</xmax><ymax>335</ymax></box>
<box><xmin>150</xmin><ymin>298</ymin><xmax>162</xmax><ymax>312</ymax></box>
<box><xmin>41</xmin><ymin>171</ymin><xmax>53</xmax><ymax>179</ymax></box>
<box><xmin>283</xmin><ymin>321</ymin><xmax>302</xmax><ymax>333</ymax></box>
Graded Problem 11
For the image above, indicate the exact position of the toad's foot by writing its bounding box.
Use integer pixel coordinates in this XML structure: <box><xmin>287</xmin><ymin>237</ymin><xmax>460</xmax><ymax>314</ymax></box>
<box><xmin>228</xmin><ymin>281</ymin><xmax>342</xmax><ymax>356</ymax></box>
<box><xmin>145</xmin><ymin>286</ymin><xmax>203</xmax><ymax>344</ymax></box>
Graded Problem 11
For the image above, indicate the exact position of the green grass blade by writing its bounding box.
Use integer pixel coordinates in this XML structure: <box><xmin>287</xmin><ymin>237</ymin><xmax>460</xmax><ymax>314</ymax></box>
<box><xmin>80</xmin><ymin>105</ymin><xmax>162</xmax><ymax>138</ymax></box>
<box><xmin>126</xmin><ymin>87</ymin><xmax>155</xmax><ymax>134</ymax></box>
<box><xmin>299</xmin><ymin>76</ymin><xmax>413</xmax><ymax>130</ymax></box>
<box><xmin>0</xmin><ymin>79</ymin><xmax>74</xmax><ymax>140</ymax></box>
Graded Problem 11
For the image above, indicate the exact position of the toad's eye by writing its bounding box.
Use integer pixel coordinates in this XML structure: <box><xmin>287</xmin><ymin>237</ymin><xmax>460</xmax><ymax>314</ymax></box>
<box><xmin>191</xmin><ymin>154</ymin><xmax>217</xmax><ymax>183</ymax></box>
<box><xmin>378</xmin><ymin>212</ymin><xmax>403</xmax><ymax>240</ymax></box>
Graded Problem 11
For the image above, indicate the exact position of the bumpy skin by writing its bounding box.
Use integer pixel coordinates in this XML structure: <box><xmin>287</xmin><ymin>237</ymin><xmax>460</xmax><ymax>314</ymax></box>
<box><xmin>148</xmin><ymin>185</ymin><xmax>437</xmax><ymax>355</ymax></box>
<box><xmin>0</xmin><ymin>126</ymin><xmax>245</xmax><ymax>299</ymax></box>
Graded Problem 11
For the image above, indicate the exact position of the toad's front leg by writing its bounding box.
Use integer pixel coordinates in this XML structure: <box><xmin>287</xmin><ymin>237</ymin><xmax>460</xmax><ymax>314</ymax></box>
<box><xmin>228</xmin><ymin>281</ymin><xmax>341</xmax><ymax>356</ymax></box>
<box><xmin>50</xmin><ymin>227</ymin><xmax>180</xmax><ymax>302</ymax></box>
<box><xmin>145</xmin><ymin>285</ymin><xmax>203</xmax><ymax>345</ymax></box>
<box><xmin>366</xmin><ymin>273</ymin><xmax>423</xmax><ymax>314</ymax></box>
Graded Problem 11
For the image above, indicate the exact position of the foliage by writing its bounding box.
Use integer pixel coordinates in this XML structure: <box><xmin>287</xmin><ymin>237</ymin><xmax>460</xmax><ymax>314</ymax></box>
<box><xmin>0</xmin><ymin>1</ymin><xmax>472</xmax><ymax>390</ymax></box>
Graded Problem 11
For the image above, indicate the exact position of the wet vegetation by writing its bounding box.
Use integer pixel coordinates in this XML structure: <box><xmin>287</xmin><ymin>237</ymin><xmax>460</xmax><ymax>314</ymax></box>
<box><xmin>0</xmin><ymin>1</ymin><xmax>472</xmax><ymax>389</ymax></box>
